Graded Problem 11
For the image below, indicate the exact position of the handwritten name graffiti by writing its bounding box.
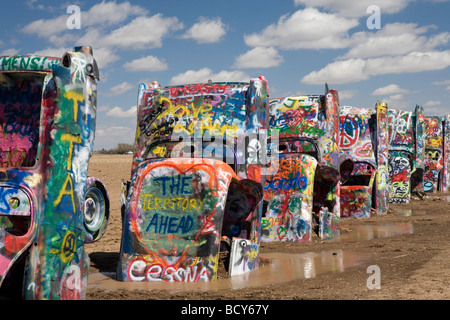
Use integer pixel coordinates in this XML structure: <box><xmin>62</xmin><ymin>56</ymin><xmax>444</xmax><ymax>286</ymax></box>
<box><xmin>0</xmin><ymin>56</ymin><xmax>60</xmax><ymax>72</ymax></box>
<box><xmin>168</xmin><ymin>83</ymin><xmax>230</xmax><ymax>97</ymax></box>
<box><xmin>127</xmin><ymin>258</ymin><xmax>209</xmax><ymax>282</ymax></box>
<box><xmin>262</xmin><ymin>155</ymin><xmax>316</xmax><ymax>243</ymax></box>
<box><xmin>264</xmin><ymin>158</ymin><xmax>310</xmax><ymax>192</ymax></box>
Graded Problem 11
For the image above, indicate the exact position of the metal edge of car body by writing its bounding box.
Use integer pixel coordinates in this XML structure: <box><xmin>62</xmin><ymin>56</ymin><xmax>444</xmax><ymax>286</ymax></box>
<box><xmin>0</xmin><ymin>46</ymin><xmax>108</xmax><ymax>300</ymax></box>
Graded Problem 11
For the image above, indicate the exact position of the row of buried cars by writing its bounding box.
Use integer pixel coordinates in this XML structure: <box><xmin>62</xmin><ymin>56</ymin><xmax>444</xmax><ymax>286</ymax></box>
<box><xmin>0</xmin><ymin>47</ymin><xmax>449</xmax><ymax>299</ymax></box>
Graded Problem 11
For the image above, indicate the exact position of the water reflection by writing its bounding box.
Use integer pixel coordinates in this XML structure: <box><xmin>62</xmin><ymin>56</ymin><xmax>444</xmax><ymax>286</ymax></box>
<box><xmin>88</xmin><ymin>250</ymin><xmax>371</xmax><ymax>293</ymax></box>
<box><xmin>394</xmin><ymin>209</ymin><xmax>428</xmax><ymax>216</ymax></box>
<box><xmin>87</xmin><ymin>223</ymin><xmax>414</xmax><ymax>294</ymax></box>
<box><xmin>428</xmin><ymin>195</ymin><xmax>450</xmax><ymax>202</ymax></box>
<box><xmin>327</xmin><ymin>222</ymin><xmax>414</xmax><ymax>243</ymax></box>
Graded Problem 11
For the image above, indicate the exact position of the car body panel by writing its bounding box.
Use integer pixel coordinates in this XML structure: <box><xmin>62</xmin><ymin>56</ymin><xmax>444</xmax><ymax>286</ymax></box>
<box><xmin>338</xmin><ymin>106</ymin><xmax>376</xmax><ymax>218</ymax></box>
<box><xmin>387</xmin><ymin>106</ymin><xmax>424</xmax><ymax>203</ymax></box>
<box><xmin>0</xmin><ymin>47</ymin><xmax>108</xmax><ymax>300</ymax></box>
<box><xmin>119</xmin><ymin>78</ymin><xmax>269</xmax><ymax>281</ymax></box>
<box><xmin>423</xmin><ymin>116</ymin><xmax>444</xmax><ymax>193</ymax></box>
<box><xmin>263</xmin><ymin>87</ymin><xmax>341</xmax><ymax>241</ymax></box>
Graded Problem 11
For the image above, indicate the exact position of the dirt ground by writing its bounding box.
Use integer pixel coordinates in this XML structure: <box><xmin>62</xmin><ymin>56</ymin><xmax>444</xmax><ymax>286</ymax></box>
<box><xmin>85</xmin><ymin>154</ymin><xmax>450</xmax><ymax>300</ymax></box>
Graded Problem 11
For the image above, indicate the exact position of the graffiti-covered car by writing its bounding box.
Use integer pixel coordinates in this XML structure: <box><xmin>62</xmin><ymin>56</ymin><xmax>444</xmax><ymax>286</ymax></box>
<box><xmin>338</xmin><ymin>103</ymin><xmax>389</xmax><ymax>218</ymax></box>
<box><xmin>423</xmin><ymin>116</ymin><xmax>443</xmax><ymax>192</ymax></box>
<box><xmin>262</xmin><ymin>85</ymin><xmax>341</xmax><ymax>241</ymax></box>
<box><xmin>0</xmin><ymin>47</ymin><xmax>109</xmax><ymax>300</ymax></box>
<box><xmin>441</xmin><ymin>115</ymin><xmax>450</xmax><ymax>192</ymax></box>
<box><xmin>387</xmin><ymin>105</ymin><xmax>425</xmax><ymax>203</ymax></box>
<box><xmin>118</xmin><ymin>78</ymin><xmax>270</xmax><ymax>281</ymax></box>
<box><xmin>338</xmin><ymin>106</ymin><xmax>376</xmax><ymax>218</ymax></box>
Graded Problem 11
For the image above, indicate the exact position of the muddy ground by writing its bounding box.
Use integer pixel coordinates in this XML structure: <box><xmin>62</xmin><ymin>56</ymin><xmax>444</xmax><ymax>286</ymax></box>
<box><xmin>85</xmin><ymin>154</ymin><xmax>450</xmax><ymax>300</ymax></box>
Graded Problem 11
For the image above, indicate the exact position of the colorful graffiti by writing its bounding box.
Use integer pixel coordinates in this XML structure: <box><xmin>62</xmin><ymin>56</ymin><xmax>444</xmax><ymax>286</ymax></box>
<box><xmin>118</xmin><ymin>158</ymin><xmax>236</xmax><ymax>282</ymax></box>
<box><xmin>387</xmin><ymin>107</ymin><xmax>424</xmax><ymax>203</ymax></box>
<box><xmin>0</xmin><ymin>56</ymin><xmax>61</xmax><ymax>73</ymax></box>
<box><xmin>132</xmin><ymin>79</ymin><xmax>268</xmax><ymax>174</ymax></box>
<box><xmin>375</xmin><ymin>102</ymin><xmax>389</xmax><ymax>214</ymax></box>
<box><xmin>228</xmin><ymin>238</ymin><xmax>259</xmax><ymax>276</ymax></box>
<box><xmin>441</xmin><ymin>115</ymin><xmax>450</xmax><ymax>191</ymax></box>
<box><xmin>339</xmin><ymin>106</ymin><xmax>375</xmax><ymax>161</ymax></box>
<box><xmin>423</xmin><ymin>116</ymin><xmax>444</xmax><ymax>192</ymax></box>
<box><xmin>338</xmin><ymin>106</ymin><xmax>376</xmax><ymax>218</ymax></box>
<box><xmin>263</xmin><ymin>86</ymin><xmax>340</xmax><ymax>242</ymax></box>
<box><xmin>388</xmin><ymin>155</ymin><xmax>411</xmax><ymax>203</ymax></box>
<box><xmin>314</xmin><ymin>87</ymin><xmax>340</xmax><ymax>239</ymax></box>
<box><xmin>119</xmin><ymin>78</ymin><xmax>269</xmax><ymax>281</ymax></box>
<box><xmin>262</xmin><ymin>154</ymin><xmax>317</xmax><ymax>242</ymax></box>
<box><xmin>0</xmin><ymin>47</ymin><xmax>108</xmax><ymax>300</ymax></box>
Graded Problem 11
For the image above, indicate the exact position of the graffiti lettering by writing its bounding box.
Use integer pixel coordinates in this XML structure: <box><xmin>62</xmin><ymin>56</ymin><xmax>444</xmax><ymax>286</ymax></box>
<box><xmin>153</xmin><ymin>175</ymin><xmax>192</xmax><ymax>196</ymax></box>
<box><xmin>169</xmin><ymin>84</ymin><xmax>228</xmax><ymax>97</ymax></box>
<box><xmin>128</xmin><ymin>259</ymin><xmax>210</xmax><ymax>282</ymax></box>
<box><xmin>140</xmin><ymin>194</ymin><xmax>205</xmax><ymax>212</ymax></box>
<box><xmin>145</xmin><ymin>213</ymin><xmax>194</xmax><ymax>235</ymax></box>
<box><xmin>0</xmin><ymin>56</ymin><xmax>60</xmax><ymax>72</ymax></box>
<box><xmin>270</xmin><ymin>122</ymin><xmax>324</xmax><ymax>137</ymax></box>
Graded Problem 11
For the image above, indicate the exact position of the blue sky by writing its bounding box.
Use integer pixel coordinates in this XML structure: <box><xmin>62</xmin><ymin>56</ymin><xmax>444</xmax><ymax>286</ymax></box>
<box><xmin>1</xmin><ymin>0</ymin><xmax>450</xmax><ymax>150</ymax></box>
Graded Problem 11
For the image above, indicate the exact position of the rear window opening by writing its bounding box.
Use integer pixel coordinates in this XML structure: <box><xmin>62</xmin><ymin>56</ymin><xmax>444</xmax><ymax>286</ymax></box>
<box><xmin>269</xmin><ymin>138</ymin><xmax>318</xmax><ymax>159</ymax></box>
<box><xmin>0</xmin><ymin>72</ymin><xmax>44</xmax><ymax>168</ymax></box>
<box><xmin>342</xmin><ymin>174</ymin><xmax>373</xmax><ymax>186</ymax></box>
<box><xmin>0</xmin><ymin>215</ymin><xmax>31</xmax><ymax>237</ymax></box>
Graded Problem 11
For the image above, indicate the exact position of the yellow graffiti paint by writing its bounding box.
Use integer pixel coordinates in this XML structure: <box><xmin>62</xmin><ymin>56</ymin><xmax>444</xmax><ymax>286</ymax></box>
<box><xmin>152</xmin><ymin>146</ymin><xmax>166</xmax><ymax>157</ymax></box>
<box><xmin>64</xmin><ymin>91</ymin><xmax>85</xmax><ymax>122</ymax></box>
<box><xmin>60</xmin><ymin>231</ymin><xmax>76</xmax><ymax>263</ymax></box>
<box><xmin>54</xmin><ymin>175</ymin><xmax>76</xmax><ymax>211</ymax></box>
<box><xmin>61</xmin><ymin>134</ymin><xmax>82</xmax><ymax>171</ymax></box>
<box><xmin>139</xmin><ymin>194</ymin><xmax>206</xmax><ymax>212</ymax></box>
<box><xmin>278</xmin><ymin>97</ymin><xmax>313</xmax><ymax>112</ymax></box>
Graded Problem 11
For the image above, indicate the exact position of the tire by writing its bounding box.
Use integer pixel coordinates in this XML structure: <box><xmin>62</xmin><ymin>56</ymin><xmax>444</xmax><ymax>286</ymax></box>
<box><xmin>84</xmin><ymin>177</ymin><xmax>110</xmax><ymax>243</ymax></box>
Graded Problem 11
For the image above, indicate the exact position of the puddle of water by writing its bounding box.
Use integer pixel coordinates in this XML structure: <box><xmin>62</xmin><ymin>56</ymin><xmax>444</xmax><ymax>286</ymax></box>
<box><xmin>88</xmin><ymin>250</ymin><xmax>372</xmax><ymax>293</ymax></box>
<box><xmin>394</xmin><ymin>209</ymin><xmax>428</xmax><ymax>216</ymax></box>
<box><xmin>87</xmin><ymin>223</ymin><xmax>414</xmax><ymax>294</ymax></box>
<box><xmin>327</xmin><ymin>222</ymin><xmax>414</xmax><ymax>243</ymax></box>
<box><xmin>429</xmin><ymin>195</ymin><xmax>450</xmax><ymax>202</ymax></box>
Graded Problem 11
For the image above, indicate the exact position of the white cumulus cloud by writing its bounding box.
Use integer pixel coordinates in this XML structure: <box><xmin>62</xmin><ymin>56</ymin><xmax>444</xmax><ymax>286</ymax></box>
<box><xmin>371</xmin><ymin>84</ymin><xmax>410</xmax><ymax>96</ymax></box>
<box><xmin>302</xmin><ymin>50</ymin><xmax>450</xmax><ymax>84</ymax></box>
<box><xmin>233</xmin><ymin>47</ymin><xmax>284</xmax><ymax>69</ymax></box>
<box><xmin>106</xmin><ymin>82</ymin><xmax>136</xmax><ymax>96</ymax></box>
<box><xmin>181</xmin><ymin>17</ymin><xmax>226</xmax><ymax>44</ymax></box>
<box><xmin>106</xmin><ymin>105</ymin><xmax>137</xmax><ymax>118</ymax></box>
<box><xmin>124</xmin><ymin>55</ymin><xmax>168</xmax><ymax>72</ymax></box>
<box><xmin>169</xmin><ymin>68</ymin><xmax>251</xmax><ymax>85</ymax></box>
<box><xmin>244</xmin><ymin>8</ymin><xmax>359</xmax><ymax>50</ymax></box>
<box><xmin>293</xmin><ymin>0</ymin><xmax>413</xmax><ymax>17</ymax></box>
